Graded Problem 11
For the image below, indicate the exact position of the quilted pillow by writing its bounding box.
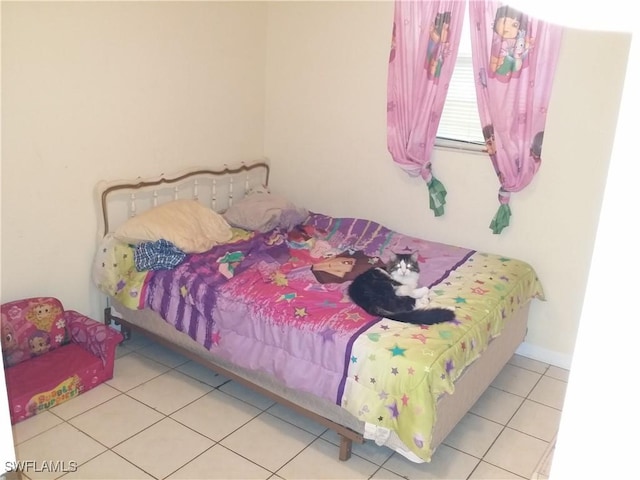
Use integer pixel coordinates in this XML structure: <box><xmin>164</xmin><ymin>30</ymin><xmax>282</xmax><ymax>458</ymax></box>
<box><xmin>223</xmin><ymin>190</ymin><xmax>308</xmax><ymax>233</ymax></box>
<box><xmin>1</xmin><ymin>297</ymin><xmax>67</xmax><ymax>367</ymax></box>
<box><xmin>114</xmin><ymin>199</ymin><xmax>233</xmax><ymax>254</ymax></box>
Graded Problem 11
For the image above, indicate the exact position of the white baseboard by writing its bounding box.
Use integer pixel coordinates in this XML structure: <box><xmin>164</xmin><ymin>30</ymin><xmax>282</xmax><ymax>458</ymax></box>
<box><xmin>516</xmin><ymin>342</ymin><xmax>573</xmax><ymax>370</ymax></box>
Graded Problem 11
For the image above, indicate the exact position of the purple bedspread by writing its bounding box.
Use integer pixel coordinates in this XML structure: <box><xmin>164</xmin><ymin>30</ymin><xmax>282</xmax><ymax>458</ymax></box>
<box><xmin>143</xmin><ymin>213</ymin><xmax>473</xmax><ymax>404</ymax></box>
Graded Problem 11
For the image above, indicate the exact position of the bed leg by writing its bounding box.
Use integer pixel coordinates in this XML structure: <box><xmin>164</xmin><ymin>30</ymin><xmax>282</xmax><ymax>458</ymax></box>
<box><xmin>338</xmin><ymin>435</ymin><xmax>353</xmax><ymax>461</ymax></box>
<box><xmin>103</xmin><ymin>306</ymin><xmax>113</xmax><ymax>326</ymax></box>
<box><xmin>103</xmin><ymin>306</ymin><xmax>131</xmax><ymax>342</ymax></box>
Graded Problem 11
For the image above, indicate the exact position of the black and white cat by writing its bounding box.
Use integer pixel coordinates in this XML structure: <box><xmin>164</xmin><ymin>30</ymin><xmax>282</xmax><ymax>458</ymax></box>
<box><xmin>347</xmin><ymin>252</ymin><xmax>455</xmax><ymax>325</ymax></box>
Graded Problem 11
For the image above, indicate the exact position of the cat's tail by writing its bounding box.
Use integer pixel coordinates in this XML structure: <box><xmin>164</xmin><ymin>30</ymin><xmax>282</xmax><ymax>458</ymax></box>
<box><xmin>383</xmin><ymin>308</ymin><xmax>455</xmax><ymax>325</ymax></box>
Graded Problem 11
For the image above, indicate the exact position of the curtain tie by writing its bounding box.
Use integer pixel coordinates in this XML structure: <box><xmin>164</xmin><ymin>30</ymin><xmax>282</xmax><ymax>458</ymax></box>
<box><xmin>490</xmin><ymin>189</ymin><xmax>512</xmax><ymax>234</ymax></box>
<box><xmin>425</xmin><ymin>172</ymin><xmax>447</xmax><ymax>217</ymax></box>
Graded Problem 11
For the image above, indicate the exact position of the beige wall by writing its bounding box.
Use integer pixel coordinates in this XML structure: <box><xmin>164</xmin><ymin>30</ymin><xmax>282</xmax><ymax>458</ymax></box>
<box><xmin>1</xmin><ymin>1</ymin><xmax>629</xmax><ymax>372</ymax></box>
<box><xmin>264</xmin><ymin>1</ymin><xmax>629</xmax><ymax>368</ymax></box>
<box><xmin>1</xmin><ymin>1</ymin><xmax>268</xmax><ymax>318</ymax></box>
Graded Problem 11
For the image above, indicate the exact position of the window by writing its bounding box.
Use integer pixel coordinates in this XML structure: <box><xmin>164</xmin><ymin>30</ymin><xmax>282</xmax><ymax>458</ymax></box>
<box><xmin>436</xmin><ymin>13</ymin><xmax>484</xmax><ymax>148</ymax></box>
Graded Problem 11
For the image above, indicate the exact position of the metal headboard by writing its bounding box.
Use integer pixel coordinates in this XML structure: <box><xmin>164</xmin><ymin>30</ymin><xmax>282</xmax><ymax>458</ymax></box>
<box><xmin>95</xmin><ymin>159</ymin><xmax>270</xmax><ymax>241</ymax></box>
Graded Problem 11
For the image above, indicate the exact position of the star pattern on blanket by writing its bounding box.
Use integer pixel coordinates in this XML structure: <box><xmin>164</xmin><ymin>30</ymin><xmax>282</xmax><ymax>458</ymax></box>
<box><xmin>387</xmin><ymin>401</ymin><xmax>400</xmax><ymax>419</ymax></box>
<box><xmin>345</xmin><ymin>312</ymin><xmax>364</xmax><ymax>322</ymax></box>
<box><xmin>319</xmin><ymin>326</ymin><xmax>336</xmax><ymax>343</ymax></box>
<box><xmin>294</xmin><ymin>307</ymin><xmax>308</xmax><ymax>318</ymax></box>
<box><xmin>272</xmin><ymin>271</ymin><xmax>288</xmax><ymax>286</ymax></box>
<box><xmin>388</xmin><ymin>344</ymin><xmax>407</xmax><ymax>356</ymax></box>
<box><xmin>445</xmin><ymin>358</ymin><xmax>455</xmax><ymax>376</ymax></box>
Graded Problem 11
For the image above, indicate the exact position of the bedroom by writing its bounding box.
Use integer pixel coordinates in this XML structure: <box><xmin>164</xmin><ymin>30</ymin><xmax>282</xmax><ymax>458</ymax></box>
<box><xmin>1</xmin><ymin>1</ymin><xmax>636</xmax><ymax>478</ymax></box>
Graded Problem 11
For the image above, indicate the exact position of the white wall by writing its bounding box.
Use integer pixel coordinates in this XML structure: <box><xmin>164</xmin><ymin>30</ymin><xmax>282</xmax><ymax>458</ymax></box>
<box><xmin>264</xmin><ymin>1</ymin><xmax>629</xmax><ymax>368</ymax></box>
<box><xmin>1</xmin><ymin>2</ymin><xmax>268</xmax><ymax>321</ymax></box>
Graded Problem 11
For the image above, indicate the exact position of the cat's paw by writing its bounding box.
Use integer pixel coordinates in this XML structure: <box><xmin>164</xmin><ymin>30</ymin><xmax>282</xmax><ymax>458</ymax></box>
<box><xmin>415</xmin><ymin>295</ymin><xmax>432</xmax><ymax>309</ymax></box>
<box><xmin>411</xmin><ymin>287</ymin><xmax>430</xmax><ymax>299</ymax></box>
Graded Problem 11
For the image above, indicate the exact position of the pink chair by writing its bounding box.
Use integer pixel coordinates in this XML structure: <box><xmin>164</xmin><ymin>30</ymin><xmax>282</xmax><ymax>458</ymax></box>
<box><xmin>1</xmin><ymin>297</ymin><xmax>123</xmax><ymax>424</ymax></box>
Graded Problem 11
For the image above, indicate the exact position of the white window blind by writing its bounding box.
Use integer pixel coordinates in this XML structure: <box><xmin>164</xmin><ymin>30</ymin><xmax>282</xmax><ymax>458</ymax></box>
<box><xmin>436</xmin><ymin>13</ymin><xmax>484</xmax><ymax>146</ymax></box>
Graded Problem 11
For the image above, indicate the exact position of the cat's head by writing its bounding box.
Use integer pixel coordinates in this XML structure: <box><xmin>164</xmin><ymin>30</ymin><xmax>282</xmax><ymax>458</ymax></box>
<box><xmin>387</xmin><ymin>252</ymin><xmax>420</xmax><ymax>283</ymax></box>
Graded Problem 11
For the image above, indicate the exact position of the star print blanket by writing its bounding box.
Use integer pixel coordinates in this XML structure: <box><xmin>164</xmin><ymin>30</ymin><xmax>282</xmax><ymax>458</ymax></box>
<box><xmin>93</xmin><ymin>212</ymin><xmax>543</xmax><ymax>462</ymax></box>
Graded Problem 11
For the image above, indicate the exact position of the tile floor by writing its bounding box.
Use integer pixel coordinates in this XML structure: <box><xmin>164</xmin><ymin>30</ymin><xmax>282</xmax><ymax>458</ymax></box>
<box><xmin>9</xmin><ymin>333</ymin><xmax>568</xmax><ymax>480</ymax></box>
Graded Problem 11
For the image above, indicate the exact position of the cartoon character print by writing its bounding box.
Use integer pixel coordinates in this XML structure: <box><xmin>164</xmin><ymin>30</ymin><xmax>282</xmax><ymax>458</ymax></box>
<box><xmin>2</xmin><ymin>321</ymin><xmax>18</xmax><ymax>354</ymax></box>
<box><xmin>26</xmin><ymin>301</ymin><xmax>62</xmax><ymax>332</ymax></box>
<box><xmin>530</xmin><ymin>131</ymin><xmax>544</xmax><ymax>167</ymax></box>
<box><xmin>1</xmin><ymin>321</ymin><xmax>25</xmax><ymax>365</ymax></box>
<box><xmin>482</xmin><ymin>124</ymin><xmax>497</xmax><ymax>156</ymax></box>
<box><xmin>490</xmin><ymin>5</ymin><xmax>533</xmax><ymax>80</ymax></box>
<box><xmin>425</xmin><ymin>11</ymin><xmax>452</xmax><ymax>80</ymax></box>
<box><xmin>28</xmin><ymin>330</ymin><xmax>51</xmax><ymax>356</ymax></box>
<box><xmin>512</xmin><ymin>29</ymin><xmax>528</xmax><ymax>72</ymax></box>
<box><xmin>217</xmin><ymin>251</ymin><xmax>245</xmax><ymax>279</ymax></box>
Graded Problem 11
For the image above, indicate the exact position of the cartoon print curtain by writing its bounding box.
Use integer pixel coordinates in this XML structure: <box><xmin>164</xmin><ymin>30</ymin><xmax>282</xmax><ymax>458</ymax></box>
<box><xmin>387</xmin><ymin>1</ymin><xmax>562</xmax><ymax>233</ymax></box>
<box><xmin>387</xmin><ymin>0</ymin><xmax>465</xmax><ymax>216</ymax></box>
<box><xmin>469</xmin><ymin>1</ymin><xmax>562</xmax><ymax>233</ymax></box>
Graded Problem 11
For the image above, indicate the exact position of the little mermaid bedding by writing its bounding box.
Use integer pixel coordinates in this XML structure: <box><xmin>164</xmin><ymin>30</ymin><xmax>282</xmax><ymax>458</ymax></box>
<box><xmin>93</xmin><ymin>212</ymin><xmax>543</xmax><ymax>462</ymax></box>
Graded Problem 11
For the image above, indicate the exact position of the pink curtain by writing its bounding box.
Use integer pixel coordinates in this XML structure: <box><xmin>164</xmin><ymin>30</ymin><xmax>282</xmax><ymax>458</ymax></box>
<box><xmin>469</xmin><ymin>1</ymin><xmax>563</xmax><ymax>233</ymax></box>
<box><xmin>387</xmin><ymin>0</ymin><xmax>465</xmax><ymax>216</ymax></box>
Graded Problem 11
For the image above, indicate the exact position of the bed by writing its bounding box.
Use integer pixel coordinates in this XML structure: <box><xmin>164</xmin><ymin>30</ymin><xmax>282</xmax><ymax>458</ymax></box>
<box><xmin>92</xmin><ymin>159</ymin><xmax>544</xmax><ymax>463</ymax></box>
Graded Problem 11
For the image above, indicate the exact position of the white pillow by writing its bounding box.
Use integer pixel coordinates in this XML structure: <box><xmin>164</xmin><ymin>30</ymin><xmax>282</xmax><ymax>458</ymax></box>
<box><xmin>114</xmin><ymin>199</ymin><xmax>233</xmax><ymax>253</ymax></box>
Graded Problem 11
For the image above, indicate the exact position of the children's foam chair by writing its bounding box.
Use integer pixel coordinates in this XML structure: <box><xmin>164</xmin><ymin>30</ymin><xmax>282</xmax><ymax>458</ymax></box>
<box><xmin>1</xmin><ymin>297</ymin><xmax>123</xmax><ymax>424</ymax></box>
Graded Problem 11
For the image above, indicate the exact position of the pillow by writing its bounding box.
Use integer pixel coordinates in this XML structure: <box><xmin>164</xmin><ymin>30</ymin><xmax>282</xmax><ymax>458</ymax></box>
<box><xmin>114</xmin><ymin>199</ymin><xmax>233</xmax><ymax>253</ymax></box>
<box><xmin>223</xmin><ymin>191</ymin><xmax>308</xmax><ymax>233</ymax></box>
<box><xmin>1</xmin><ymin>297</ymin><xmax>67</xmax><ymax>367</ymax></box>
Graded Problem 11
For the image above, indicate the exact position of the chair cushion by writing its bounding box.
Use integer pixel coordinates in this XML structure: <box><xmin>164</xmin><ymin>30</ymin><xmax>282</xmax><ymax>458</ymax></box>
<box><xmin>1</xmin><ymin>297</ymin><xmax>68</xmax><ymax>367</ymax></box>
<box><xmin>4</xmin><ymin>344</ymin><xmax>107</xmax><ymax>424</ymax></box>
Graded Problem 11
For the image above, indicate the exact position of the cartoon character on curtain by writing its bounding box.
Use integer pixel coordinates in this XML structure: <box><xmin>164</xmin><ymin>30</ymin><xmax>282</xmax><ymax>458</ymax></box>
<box><xmin>530</xmin><ymin>131</ymin><xmax>544</xmax><ymax>168</ymax></box>
<box><xmin>386</xmin><ymin>0</ymin><xmax>465</xmax><ymax>218</ymax></box>
<box><xmin>490</xmin><ymin>5</ymin><xmax>533</xmax><ymax>80</ymax></box>
<box><xmin>425</xmin><ymin>11</ymin><xmax>452</xmax><ymax>79</ymax></box>
<box><xmin>482</xmin><ymin>124</ymin><xmax>497</xmax><ymax>156</ymax></box>
<box><xmin>469</xmin><ymin>1</ymin><xmax>562</xmax><ymax>233</ymax></box>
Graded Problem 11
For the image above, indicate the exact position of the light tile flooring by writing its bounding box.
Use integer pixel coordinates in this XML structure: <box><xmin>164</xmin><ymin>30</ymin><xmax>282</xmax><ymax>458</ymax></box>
<box><xmin>9</xmin><ymin>333</ymin><xmax>568</xmax><ymax>480</ymax></box>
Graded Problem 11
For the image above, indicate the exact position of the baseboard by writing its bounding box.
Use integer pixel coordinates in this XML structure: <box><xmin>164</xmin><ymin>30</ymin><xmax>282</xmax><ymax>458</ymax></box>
<box><xmin>516</xmin><ymin>342</ymin><xmax>572</xmax><ymax>370</ymax></box>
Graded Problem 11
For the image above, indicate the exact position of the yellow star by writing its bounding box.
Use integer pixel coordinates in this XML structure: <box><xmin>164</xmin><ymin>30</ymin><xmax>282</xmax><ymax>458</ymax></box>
<box><xmin>272</xmin><ymin>271</ymin><xmax>288</xmax><ymax>286</ymax></box>
<box><xmin>294</xmin><ymin>307</ymin><xmax>308</xmax><ymax>318</ymax></box>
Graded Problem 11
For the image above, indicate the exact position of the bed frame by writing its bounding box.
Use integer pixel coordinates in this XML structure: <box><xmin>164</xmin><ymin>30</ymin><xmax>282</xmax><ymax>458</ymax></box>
<box><xmin>95</xmin><ymin>159</ymin><xmax>531</xmax><ymax>462</ymax></box>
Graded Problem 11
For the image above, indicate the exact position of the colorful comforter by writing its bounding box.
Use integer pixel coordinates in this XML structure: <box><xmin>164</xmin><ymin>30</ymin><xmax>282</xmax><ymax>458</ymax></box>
<box><xmin>93</xmin><ymin>213</ymin><xmax>544</xmax><ymax>462</ymax></box>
